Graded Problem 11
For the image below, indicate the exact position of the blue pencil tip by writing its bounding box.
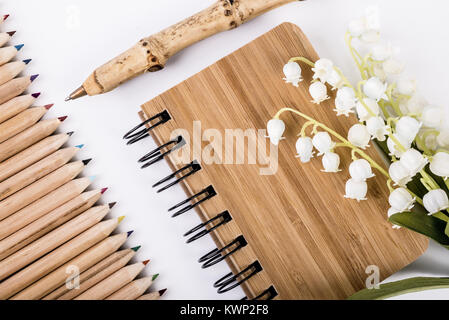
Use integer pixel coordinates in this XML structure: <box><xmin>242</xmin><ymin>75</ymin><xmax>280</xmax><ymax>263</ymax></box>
<box><xmin>15</xmin><ymin>44</ymin><xmax>24</xmax><ymax>51</ymax></box>
<box><xmin>23</xmin><ymin>59</ymin><xmax>32</xmax><ymax>65</ymax></box>
<box><xmin>75</xmin><ymin>144</ymin><xmax>84</xmax><ymax>149</ymax></box>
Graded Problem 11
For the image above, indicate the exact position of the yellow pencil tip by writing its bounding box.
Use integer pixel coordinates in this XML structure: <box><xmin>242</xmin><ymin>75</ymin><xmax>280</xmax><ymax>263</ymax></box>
<box><xmin>118</xmin><ymin>216</ymin><xmax>125</xmax><ymax>224</ymax></box>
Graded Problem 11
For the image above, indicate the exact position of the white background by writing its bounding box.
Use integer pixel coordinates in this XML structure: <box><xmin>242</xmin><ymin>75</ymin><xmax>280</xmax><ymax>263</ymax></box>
<box><xmin>2</xmin><ymin>0</ymin><xmax>449</xmax><ymax>299</ymax></box>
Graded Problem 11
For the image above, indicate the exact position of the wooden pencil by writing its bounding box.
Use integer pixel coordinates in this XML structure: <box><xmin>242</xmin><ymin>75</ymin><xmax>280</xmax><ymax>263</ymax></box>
<box><xmin>0</xmin><ymin>14</ymin><xmax>9</xmax><ymax>25</ymax></box>
<box><xmin>137</xmin><ymin>289</ymin><xmax>167</xmax><ymax>300</ymax></box>
<box><xmin>0</xmin><ymin>93</ymin><xmax>40</xmax><ymax>124</ymax></box>
<box><xmin>0</xmin><ymin>75</ymin><xmax>38</xmax><ymax>104</ymax></box>
<box><xmin>106</xmin><ymin>275</ymin><xmax>158</xmax><ymax>300</ymax></box>
<box><xmin>0</xmin><ymin>31</ymin><xmax>15</xmax><ymax>47</ymax></box>
<box><xmin>0</xmin><ymin>160</ymin><xmax>85</xmax><ymax>220</ymax></box>
<box><xmin>0</xmin><ymin>217</ymin><xmax>122</xmax><ymax>299</ymax></box>
<box><xmin>0</xmin><ymin>105</ymin><xmax>51</xmax><ymax>144</ymax></box>
<box><xmin>0</xmin><ymin>189</ymin><xmax>106</xmax><ymax>260</ymax></box>
<box><xmin>0</xmin><ymin>204</ymin><xmax>111</xmax><ymax>281</ymax></box>
<box><xmin>0</xmin><ymin>147</ymin><xmax>80</xmax><ymax>200</ymax></box>
<box><xmin>12</xmin><ymin>232</ymin><xmax>131</xmax><ymax>300</ymax></box>
<box><xmin>46</xmin><ymin>245</ymin><xmax>138</xmax><ymax>300</ymax></box>
<box><xmin>75</xmin><ymin>260</ymin><xmax>149</xmax><ymax>300</ymax></box>
<box><xmin>0</xmin><ymin>117</ymin><xmax>65</xmax><ymax>162</ymax></box>
<box><xmin>0</xmin><ymin>132</ymin><xmax>72</xmax><ymax>182</ymax></box>
<box><xmin>0</xmin><ymin>44</ymin><xmax>23</xmax><ymax>66</ymax></box>
<box><xmin>0</xmin><ymin>59</ymin><xmax>31</xmax><ymax>86</ymax></box>
<box><xmin>0</xmin><ymin>177</ymin><xmax>91</xmax><ymax>240</ymax></box>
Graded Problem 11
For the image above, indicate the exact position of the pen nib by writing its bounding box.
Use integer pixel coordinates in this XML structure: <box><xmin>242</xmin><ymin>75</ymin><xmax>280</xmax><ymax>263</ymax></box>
<box><xmin>66</xmin><ymin>86</ymin><xmax>87</xmax><ymax>101</ymax></box>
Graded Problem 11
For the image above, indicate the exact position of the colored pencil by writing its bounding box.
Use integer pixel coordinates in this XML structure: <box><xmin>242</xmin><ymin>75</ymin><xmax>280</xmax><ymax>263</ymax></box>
<box><xmin>137</xmin><ymin>289</ymin><xmax>167</xmax><ymax>300</ymax></box>
<box><xmin>0</xmin><ymin>204</ymin><xmax>110</xmax><ymax>281</ymax></box>
<box><xmin>0</xmin><ymin>189</ymin><xmax>107</xmax><ymax>260</ymax></box>
<box><xmin>0</xmin><ymin>31</ymin><xmax>15</xmax><ymax>47</ymax></box>
<box><xmin>0</xmin><ymin>59</ymin><xmax>32</xmax><ymax>85</ymax></box>
<box><xmin>0</xmin><ymin>117</ymin><xmax>65</xmax><ymax>162</ymax></box>
<box><xmin>106</xmin><ymin>275</ymin><xmax>158</xmax><ymax>300</ymax></box>
<box><xmin>0</xmin><ymin>132</ymin><xmax>72</xmax><ymax>182</ymax></box>
<box><xmin>0</xmin><ymin>147</ymin><xmax>80</xmax><ymax>200</ymax></box>
<box><xmin>12</xmin><ymin>232</ymin><xmax>131</xmax><ymax>300</ymax></box>
<box><xmin>0</xmin><ymin>44</ymin><xmax>23</xmax><ymax>66</ymax></box>
<box><xmin>0</xmin><ymin>14</ymin><xmax>9</xmax><ymax>24</ymax></box>
<box><xmin>0</xmin><ymin>160</ymin><xmax>85</xmax><ymax>220</ymax></box>
<box><xmin>0</xmin><ymin>177</ymin><xmax>91</xmax><ymax>240</ymax></box>
<box><xmin>0</xmin><ymin>217</ymin><xmax>123</xmax><ymax>299</ymax></box>
<box><xmin>0</xmin><ymin>93</ymin><xmax>40</xmax><ymax>124</ymax></box>
<box><xmin>45</xmin><ymin>245</ymin><xmax>139</xmax><ymax>300</ymax></box>
<box><xmin>0</xmin><ymin>105</ymin><xmax>51</xmax><ymax>144</ymax></box>
<box><xmin>0</xmin><ymin>75</ymin><xmax>38</xmax><ymax>104</ymax></box>
<box><xmin>75</xmin><ymin>260</ymin><xmax>149</xmax><ymax>300</ymax></box>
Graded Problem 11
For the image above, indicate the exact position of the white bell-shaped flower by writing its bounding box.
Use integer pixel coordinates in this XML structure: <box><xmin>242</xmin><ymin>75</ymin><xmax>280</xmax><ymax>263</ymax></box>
<box><xmin>334</xmin><ymin>98</ymin><xmax>355</xmax><ymax>117</ymax></box>
<box><xmin>387</xmin><ymin>134</ymin><xmax>411</xmax><ymax>158</ymax></box>
<box><xmin>363</xmin><ymin>77</ymin><xmax>388</xmax><ymax>101</ymax></box>
<box><xmin>402</xmin><ymin>94</ymin><xmax>427</xmax><ymax>115</ymax></box>
<box><xmin>425</xmin><ymin>132</ymin><xmax>438</xmax><ymax>152</ymax></box>
<box><xmin>421</xmin><ymin>106</ymin><xmax>443</xmax><ymax>129</ymax></box>
<box><xmin>400</xmin><ymin>149</ymin><xmax>428</xmax><ymax>176</ymax></box>
<box><xmin>430</xmin><ymin>152</ymin><xmax>449</xmax><ymax>180</ymax></box>
<box><xmin>423</xmin><ymin>189</ymin><xmax>449</xmax><ymax>215</ymax></box>
<box><xmin>344</xmin><ymin>179</ymin><xmax>368</xmax><ymax>201</ymax></box>
<box><xmin>327</xmin><ymin>69</ymin><xmax>344</xmax><ymax>90</ymax></box>
<box><xmin>366</xmin><ymin>116</ymin><xmax>389</xmax><ymax>141</ymax></box>
<box><xmin>312</xmin><ymin>132</ymin><xmax>335</xmax><ymax>155</ymax></box>
<box><xmin>267</xmin><ymin>119</ymin><xmax>285</xmax><ymax>146</ymax></box>
<box><xmin>348</xmin><ymin>6</ymin><xmax>380</xmax><ymax>42</ymax></box>
<box><xmin>396</xmin><ymin>78</ymin><xmax>416</xmax><ymax>96</ymax></box>
<box><xmin>437</xmin><ymin>130</ymin><xmax>449</xmax><ymax>148</ymax></box>
<box><xmin>309</xmin><ymin>82</ymin><xmax>329</xmax><ymax>104</ymax></box>
<box><xmin>312</xmin><ymin>58</ymin><xmax>334</xmax><ymax>83</ymax></box>
<box><xmin>349</xmin><ymin>159</ymin><xmax>375</xmax><ymax>181</ymax></box>
<box><xmin>370</xmin><ymin>42</ymin><xmax>392</xmax><ymax>61</ymax></box>
<box><xmin>387</xmin><ymin>207</ymin><xmax>399</xmax><ymax>218</ymax></box>
<box><xmin>348</xmin><ymin>17</ymin><xmax>366</xmax><ymax>37</ymax></box>
<box><xmin>321</xmin><ymin>152</ymin><xmax>341</xmax><ymax>173</ymax></box>
<box><xmin>295</xmin><ymin>137</ymin><xmax>315</xmax><ymax>163</ymax></box>
<box><xmin>356</xmin><ymin>98</ymin><xmax>380</xmax><ymax>121</ymax></box>
<box><xmin>348</xmin><ymin>124</ymin><xmax>371</xmax><ymax>149</ymax></box>
<box><xmin>396</xmin><ymin>116</ymin><xmax>422</xmax><ymax>143</ymax></box>
<box><xmin>383</xmin><ymin>58</ymin><xmax>404</xmax><ymax>75</ymax></box>
<box><xmin>388</xmin><ymin>188</ymin><xmax>415</xmax><ymax>213</ymax></box>
<box><xmin>336</xmin><ymin>87</ymin><xmax>357</xmax><ymax>107</ymax></box>
<box><xmin>389</xmin><ymin>161</ymin><xmax>412</xmax><ymax>187</ymax></box>
<box><xmin>283</xmin><ymin>61</ymin><xmax>302</xmax><ymax>87</ymax></box>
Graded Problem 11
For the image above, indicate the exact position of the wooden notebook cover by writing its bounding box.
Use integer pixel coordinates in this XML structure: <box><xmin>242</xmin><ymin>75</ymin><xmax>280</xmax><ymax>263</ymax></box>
<box><xmin>139</xmin><ymin>23</ymin><xmax>428</xmax><ymax>299</ymax></box>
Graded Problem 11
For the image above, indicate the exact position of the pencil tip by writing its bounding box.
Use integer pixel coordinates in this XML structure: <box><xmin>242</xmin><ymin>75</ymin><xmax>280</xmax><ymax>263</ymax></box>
<box><xmin>82</xmin><ymin>158</ymin><xmax>92</xmax><ymax>165</ymax></box>
<box><xmin>14</xmin><ymin>44</ymin><xmax>24</xmax><ymax>51</ymax></box>
<box><xmin>159</xmin><ymin>288</ymin><xmax>167</xmax><ymax>296</ymax></box>
<box><xmin>101</xmin><ymin>187</ymin><xmax>108</xmax><ymax>194</ymax></box>
<box><xmin>44</xmin><ymin>104</ymin><xmax>54</xmax><ymax>110</ymax></box>
<box><xmin>7</xmin><ymin>30</ymin><xmax>16</xmax><ymax>37</ymax></box>
<box><xmin>75</xmin><ymin>144</ymin><xmax>84</xmax><ymax>149</ymax></box>
<box><xmin>23</xmin><ymin>59</ymin><xmax>32</xmax><ymax>65</ymax></box>
<box><xmin>4</xmin><ymin>14</ymin><xmax>10</xmax><ymax>21</ymax></box>
<box><xmin>126</xmin><ymin>230</ymin><xmax>134</xmax><ymax>237</ymax></box>
<box><xmin>108</xmin><ymin>202</ymin><xmax>117</xmax><ymax>209</ymax></box>
<box><xmin>152</xmin><ymin>273</ymin><xmax>159</xmax><ymax>280</ymax></box>
<box><xmin>31</xmin><ymin>92</ymin><xmax>41</xmax><ymax>98</ymax></box>
<box><xmin>67</xmin><ymin>131</ymin><xmax>75</xmax><ymax>137</ymax></box>
<box><xmin>30</xmin><ymin>74</ymin><xmax>39</xmax><ymax>82</ymax></box>
<box><xmin>58</xmin><ymin>116</ymin><xmax>68</xmax><ymax>122</ymax></box>
<box><xmin>131</xmin><ymin>245</ymin><xmax>141</xmax><ymax>252</ymax></box>
<box><xmin>143</xmin><ymin>259</ymin><xmax>150</xmax><ymax>266</ymax></box>
<box><xmin>118</xmin><ymin>216</ymin><xmax>126</xmax><ymax>224</ymax></box>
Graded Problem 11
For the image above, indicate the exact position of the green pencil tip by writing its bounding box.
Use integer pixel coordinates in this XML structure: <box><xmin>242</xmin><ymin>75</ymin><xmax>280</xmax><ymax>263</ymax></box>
<box><xmin>152</xmin><ymin>273</ymin><xmax>159</xmax><ymax>281</ymax></box>
<box><xmin>131</xmin><ymin>245</ymin><xmax>141</xmax><ymax>252</ymax></box>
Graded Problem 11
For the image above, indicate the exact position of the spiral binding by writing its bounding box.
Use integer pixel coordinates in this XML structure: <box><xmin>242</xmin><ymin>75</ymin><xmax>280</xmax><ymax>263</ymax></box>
<box><xmin>184</xmin><ymin>210</ymin><xmax>232</xmax><ymax>244</ymax></box>
<box><xmin>124</xmin><ymin>110</ymin><xmax>171</xmax><ymax>145</ymax></box>
<box><xmin>126</xmin><ymin>110</ymin><xmax>273</xmax><ymax>298</ymax></box>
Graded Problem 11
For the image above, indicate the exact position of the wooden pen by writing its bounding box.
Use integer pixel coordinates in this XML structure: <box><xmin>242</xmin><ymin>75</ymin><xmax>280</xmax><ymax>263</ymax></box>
<box><xmin>66</xmin><ymin>0</ymin><xmax>297</xmax><ymax>100</ymax></box>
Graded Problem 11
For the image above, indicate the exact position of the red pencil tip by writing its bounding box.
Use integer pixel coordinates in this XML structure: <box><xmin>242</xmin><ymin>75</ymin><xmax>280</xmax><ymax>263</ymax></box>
<box><xmin>7</xmin><ymin>31</ymin><xmax>16</xmax><ymax>37</ymax></box>
<box><xmin>44</xmin><ymin>104</ymin><xmax>54</xmax><ymax>110</ymax></box>
<box><xmin>159</xmin><ymin>288</ymin><xmax>167</xmax><ymax>296</ymax></box>
<box><xmin>3</xmin><ymin>14</ymin><xmax>10</xmax><ymax>21</ymax></box>
<box><xmin>58</xmin><ymin>116</ymin><xmax>68</xmax><ymax>122</ymax></box>
<box><xmin>101</xmin><ymin>188</ymin><xmax>108</xmax><ymax>194</ymax></box>
<box><xmin>143</xmin><ymin>259</ymin><xmax>150</xmax><ymax>266</ymax></box>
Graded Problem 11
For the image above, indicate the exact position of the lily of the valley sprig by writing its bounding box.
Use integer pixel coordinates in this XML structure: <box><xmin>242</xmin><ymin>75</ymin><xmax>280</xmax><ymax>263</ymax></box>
<box><xmin>268</xmin><ymin>7</ymin><xmax>449</xmax><ymax>234</ymax></box>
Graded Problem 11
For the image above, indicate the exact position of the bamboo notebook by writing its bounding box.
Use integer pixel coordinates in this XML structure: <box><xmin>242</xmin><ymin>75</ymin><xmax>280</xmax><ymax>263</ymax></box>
<box><xmin>127</xmin><ymin>23</ymin><xmax>428</xmax><ymax>299</ymax></box>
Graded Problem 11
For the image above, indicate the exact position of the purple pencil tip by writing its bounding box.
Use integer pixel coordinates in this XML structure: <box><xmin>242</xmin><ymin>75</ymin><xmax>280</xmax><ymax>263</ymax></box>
<box><xmin>127</xmin><ymin>230</ymin><xmax>134</xmax><ymax>238</ymax></box>
<box><xmin>30</xmin><ymin>74</ymin><xmax>39</xmax><ymax>82</ymax></box>
<box><xmin>31</xmin><ymin>92</ymin><xmax>41</xmax><ymax>99</ymax></box>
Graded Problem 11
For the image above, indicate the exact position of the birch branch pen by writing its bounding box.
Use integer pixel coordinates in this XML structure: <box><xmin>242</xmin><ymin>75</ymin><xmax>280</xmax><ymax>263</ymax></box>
<box><xmin>66</xmin><ymin>0</ymin><xmax>300</xmax><ymax>101</ymax></box>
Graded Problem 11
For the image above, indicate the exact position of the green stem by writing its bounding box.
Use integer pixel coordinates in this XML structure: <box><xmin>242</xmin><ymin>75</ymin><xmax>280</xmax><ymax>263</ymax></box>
<box><xmin>289</xmin><ymin>57</ymin><xmax>315</xmax><ymax>68</ymax></box>
<box><xmin>345</xmin><ymin>32</ymin><xmax>367</xmax><ymax>79</ymax></box>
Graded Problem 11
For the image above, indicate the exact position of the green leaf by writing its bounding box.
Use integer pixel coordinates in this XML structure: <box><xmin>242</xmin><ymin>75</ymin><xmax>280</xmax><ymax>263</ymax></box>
<box><xmin>389</xmin><ymin>211</ymin><xmax>449</xmax><ymax>248</ymax></box>
<box><xmin>348</xmin><ymin>277</ymin><xmax>449</xmax><ymax>300</ymax></box>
